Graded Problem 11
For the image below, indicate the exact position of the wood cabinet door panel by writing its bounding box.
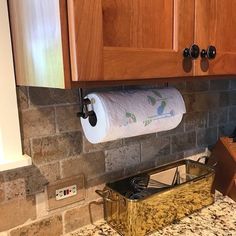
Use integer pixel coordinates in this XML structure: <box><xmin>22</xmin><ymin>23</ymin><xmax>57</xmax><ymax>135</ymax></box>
<box><xmin>67</xmin><ymin>0</ymin><xmax>104</xmax><ymax>82</ymax></box>
<box><xmin>103</xmin><ymin>0</ymin><xmax>194</xmax><ymax>80</ymax></box>
<box><xmin>68</xmin><ymin>0</ymin><xmax>195</xmax><ymax>82</ymax></box>
<box><xmin>195</xmin><ymin>0</ymin><xmax>236</xmax><ymax>75</ymax></box>
<box><xmin>102</xmin><ymin>0</ymin><xmax>173</xmax><ymax>49</ymax></box>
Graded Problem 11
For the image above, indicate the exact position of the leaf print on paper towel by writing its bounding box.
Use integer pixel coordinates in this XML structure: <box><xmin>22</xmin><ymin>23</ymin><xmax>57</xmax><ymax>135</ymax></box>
<box><xmin>147</xmin><ymin>96</ymin><xmax>157</xmax><ymax>106</ymax></box>
<box><xmin>143</xmin><ymin>119</ymin><xmax>152</xmax><ymax>127</ymax></box>
<box><xmin>126</xmin><ymin>112</ymin><xmax>137</xmax><ymax>123</ymax></box>
<box><xmin>152</xmin><ymin>90</ymin><xmax>162</xmax><ymax>98</ymax></box>
<box><xmin>157</xmin><ymin>101</ymin><xmax>167</xmax><ymax>115</ymax></box>
<box><xmin>147</xmin><ymin>90</ymin><xmax>163</xmax><ymax>106</ymax></box>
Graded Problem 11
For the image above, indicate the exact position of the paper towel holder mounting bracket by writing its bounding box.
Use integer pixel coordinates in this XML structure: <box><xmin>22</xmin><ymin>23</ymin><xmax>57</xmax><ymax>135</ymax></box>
<box><xmin>77</xmin><ymin>88</ymin><xmax>97</xmax><ymax>127</ymax></box>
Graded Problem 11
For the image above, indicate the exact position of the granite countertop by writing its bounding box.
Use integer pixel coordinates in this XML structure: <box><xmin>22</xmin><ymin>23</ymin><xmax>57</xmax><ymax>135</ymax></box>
<box><xmin>68</xmin><ymin>192</ymin><xmax>236</xmax><ymax>236</ymax></box>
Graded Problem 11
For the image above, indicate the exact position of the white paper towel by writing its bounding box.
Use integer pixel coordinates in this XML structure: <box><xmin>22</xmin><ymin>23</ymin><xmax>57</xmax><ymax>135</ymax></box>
<box><xmin>81</xmin><ymin>88</ymin><xmax>186</xmax><ymax>144</ymax></box>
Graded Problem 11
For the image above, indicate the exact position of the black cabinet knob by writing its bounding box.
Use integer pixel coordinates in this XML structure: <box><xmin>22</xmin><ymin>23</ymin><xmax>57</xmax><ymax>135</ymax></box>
<box><xmin>183</xmin><ymin>48</ymin><xmax>190</xmax><ymax>58</ymax></box>
<box><xmin>201</xmin><ymin>46</ymin><xmax>217</xmax><ymax>59</ymax></box>
<box><xmin>208</xmin><ymin>46</ymin><xmax>217</xmax><ymax>59</ymax></box>
<box><xmin>183</xmin><ymin>44</ymin><xmax>200</xmax><ymax>59</ymax></box>
<box><xmin>201</xmin><ymin>49</ymin><xmax>207</xmax><ymax>58</ymax></box>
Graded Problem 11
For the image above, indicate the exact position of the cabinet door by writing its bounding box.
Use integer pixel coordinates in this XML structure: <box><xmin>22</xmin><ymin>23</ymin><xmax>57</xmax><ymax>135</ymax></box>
<box><xmin>195</xmin><ymin>0</ymin><xmax>236</xmax><ymax>75</ymax></box>
<box><xmin>68</xmin><ymin>0</ymin><xmax>195</xmax><ymax>82</ymax></box>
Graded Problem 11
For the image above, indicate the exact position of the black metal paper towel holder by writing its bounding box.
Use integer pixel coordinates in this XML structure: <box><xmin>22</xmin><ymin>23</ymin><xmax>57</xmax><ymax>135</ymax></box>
<box><xmin>77</xmin><ymin>88</ymin><xmax>97</xmax><ymax>127</ymax></box>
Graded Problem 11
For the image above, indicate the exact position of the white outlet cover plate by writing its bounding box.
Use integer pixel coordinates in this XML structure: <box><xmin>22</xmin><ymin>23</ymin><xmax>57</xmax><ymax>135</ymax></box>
<box><xmin>56</xmin><ymin>184</ymin><xmax>77</xmax><ymax>200</ymax></box>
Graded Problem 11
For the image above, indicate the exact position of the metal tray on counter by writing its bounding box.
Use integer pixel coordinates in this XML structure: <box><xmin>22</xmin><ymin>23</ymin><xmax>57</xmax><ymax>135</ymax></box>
<box><xmin>96</xmin><ymin>159</ymin><xmax>215</xmax><ymax>236</ymax></box>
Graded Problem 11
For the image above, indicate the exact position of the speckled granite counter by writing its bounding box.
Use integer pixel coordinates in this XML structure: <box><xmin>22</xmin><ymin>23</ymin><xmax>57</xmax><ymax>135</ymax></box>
<box><xmin>68</xmin><ymin>192</ymin><xmax>236</xmax><ymax>236</ymax></box>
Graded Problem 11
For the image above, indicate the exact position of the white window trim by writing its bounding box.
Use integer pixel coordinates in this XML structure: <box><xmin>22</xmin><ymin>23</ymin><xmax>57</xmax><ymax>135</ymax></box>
<box><xmin>0</xmin><ymin>0</ymin><xmax>31</xmax><ymax>171</ymax></box>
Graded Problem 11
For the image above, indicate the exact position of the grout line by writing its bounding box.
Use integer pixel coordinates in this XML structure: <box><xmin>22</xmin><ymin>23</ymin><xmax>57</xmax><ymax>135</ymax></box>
<box><xmin>169</xmin><ymin>136</ymin><xmax>173</xmax><ymax>155</ymax></box>
<box><xmin>62</xmin><ymin>211</ymin><xmax>66</xmax><ymax>235</ymax></box>
<box><xmin>54</xmin><ymin>106</ymin><xmax>59</xmax><ymax>134</ymax></box>
<box><xmin>59</xmin><ymin>160</ymin><xmax>63</xmax><ymax>179</ymax></box>
<box><xmin>26</xmin><ymin>86</ymin><xmax>30</xmax><ymax>108</ymax></box>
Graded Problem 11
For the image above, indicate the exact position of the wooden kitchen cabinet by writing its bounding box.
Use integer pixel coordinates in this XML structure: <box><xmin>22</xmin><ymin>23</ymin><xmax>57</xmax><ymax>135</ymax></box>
<box><xmin>8</xmin><ymin>0</ymin><xmax>195</xmax><ymax>88</ymax></box>
<box><xmin>195</xmin><ymin>0</ymin><xmax>236</xmax><ymax>76</ymax></box>
<box><xmin>8</xmin><ymin>0</ymin><xmax>236</xmax><ymax>88</ymax></box>
<box><xmin>8</xmin><ymin>0</ymin><xmax>71</xmax><ymax>88</ymax></box>
<box><xmin>68</xmin><ymin>0</ymin><xmax>195</xmax><ymax>82</ymax></box>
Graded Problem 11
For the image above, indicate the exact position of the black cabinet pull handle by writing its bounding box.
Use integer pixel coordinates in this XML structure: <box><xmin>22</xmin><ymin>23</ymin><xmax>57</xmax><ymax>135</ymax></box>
<box><xmin>183</xmin><ymin>44</ymin><xmax>200</xmax><ymax>59</ymax></box>
<box><xmin>201</xmin><ymin>46</ymin><xmax>217</xmax><ymax>59</ymax></box>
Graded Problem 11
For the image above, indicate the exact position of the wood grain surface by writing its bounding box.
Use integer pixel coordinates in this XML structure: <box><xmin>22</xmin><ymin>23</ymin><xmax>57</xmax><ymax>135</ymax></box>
<box><xmin>8</xmin><ymin>0</ymin><xmax>67</xmax><ymax>88</ymax></box>
<box><xmin>67</xmin><ymin>0</ymin><xmax>104</xmax><ymax>82</ymax></box>
<box><xmin>103</xmin><ymin>0</ymin><xmax>195</xmax><ymax>80</ymax></box>
<box><xmin>102</xmin><ymin>0</ymin><xmax>173</xmax><ymax>49</ymax></box>
<box><xmin>195</xmin><ymin>0</ymin><xmax>236</xmax><ymax>76</ymax></box>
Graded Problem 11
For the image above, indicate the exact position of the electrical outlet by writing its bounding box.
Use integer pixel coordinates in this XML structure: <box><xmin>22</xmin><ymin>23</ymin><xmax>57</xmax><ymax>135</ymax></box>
<box><xmin>56</xmin><ymin>185</ymin><xmax>77</xmax><ymax>200</ymax></box>
<box><xmin>46</xmin><ymin>174</ymin><xmax>85</xmax><ymax>210</ymax></box>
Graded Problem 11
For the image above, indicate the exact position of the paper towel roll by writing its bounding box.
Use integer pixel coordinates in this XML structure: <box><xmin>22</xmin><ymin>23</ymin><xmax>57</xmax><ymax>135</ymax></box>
<box><xmin>81</xmin><ymin>88</ymin><xmax>186</xmax><ymax>144</ymax></box>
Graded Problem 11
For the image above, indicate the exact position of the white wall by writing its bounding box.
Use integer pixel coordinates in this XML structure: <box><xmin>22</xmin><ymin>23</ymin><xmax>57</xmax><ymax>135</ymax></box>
<box><xmin>0</xmin><ymin>0</ymin><xmax>31</xmax><ymax>170</ymax></box>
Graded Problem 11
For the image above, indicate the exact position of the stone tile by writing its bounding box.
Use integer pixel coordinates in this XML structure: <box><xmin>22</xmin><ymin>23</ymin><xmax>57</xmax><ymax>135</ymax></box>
<box><xmin>124</xmin><ymin>160</ymin><xmax>156</xmax><ymax>176</ymax></box>
<box><xmin>210</xmin><ymin>80</ymin><xmax>230</xmax><ymax>91</ymax></box>
<box><xmin>155</xmin><ymin>153</ymin><xmax>184</xmax><ymax>167</ymax></box>
<box><xmin>184</xmin><ymin>112</ymin><xmax>208</xmax><ymax>131</ymax></box>
<box><xmin>0</xmin><ymin>197</ymin><xmax>36</xmax><ymax>232</ymax></box>
<box><xmin>16</xmin><ymin>86</ymin><xmax>29</xmax><ymax>110</ymax></box>
<box><xmin>84</xmin><ymin>86</ymin><xmax>123</xmax><ymax>95</ymax></box>
<box><xmin>156</xmin><ymin>82</ymin><xmax>166</xmax><ymax>88</ymax></box>
<box><xmin>218</xmin><ymin>122</ymin><xmax>236</xmax><ymax>137</ymax></box>
<box><xmin>85</xmin><ymin>184</ymin><xmax>105</xmax><ymax>203</ymax></box>
<box><xmin>141</xmin><ymin>137</ymin><xmax>170</xmax><ymax>162</ymax></box>
<box><xmin>184</xmin><ymin>148</ymin><xmax>206</xmax><ymax>158</ymax></box>
<box><xmin>219</xmin><ymin>92</ymin><xmax>229</xmax><ymax>107</ymax></box>
<box><xmin>4</xmin><ymin>177</ymin><xmax>26</xmax><ymax>201</ymax></box>
<box><xmin>64</xmin><ymin>203</ymin><xmax>103</xmax><ymax>233</ymax></box>
<box><xmin>123</xmin><ymin>133</ymin><xmax>156</xmax><ymax>146</ymax></box>
<box><xmin>87</xmin><ymin>169</ymin><xmax>124</xmax><ymax>188</ymax></box>
<box><xmin>186</xmin><ymin>80</ymin><xmax>209</xmax><ymax>92</ymax></box>
<box><xmin>4</xmin><ymin>166</ymin><xmax>49</xmax><ymax>196</ymax></box>
<box><xmin>38</xmin><ymin>162</ymin><xmax>61</xmax><ymax>184</ymax></box>
<box><xmin>122</xmin><ymin>85</ymin><xmax>158</xmax><ymax>91</ymax></box>
<box><xmin>83</xmin><ymin>137</ymin><xmax>122</xmax><ymax>153</ymax></box>
<box><xmin>172</xmin><ymin>131</ymin><xmax>196</xmax><ymax>153</ymax></box>
<box><xmin>23</xmin><ymin>138</ymin><xmax>31</xmax><ymax>156</ymax></box>
<box><xmin>0</xmin><ymin>175</ymin><xmax>4</xmax><ymax>203</ymax></box>
<box><xmin>29</xmin><ymin>87</ymin><xmax>78</xmax><ymax>106</ymax></box>
<box><xmin>55</xmin><ymin>105</ymin><xmax>82</xmax><ymax>132</ymax></box>
<box><xmin>0</xmin><ymin>189</ymin><xmax>4</xmax><ymax>203</ymax></box>
<box><xmin>9</xmin><ymin>215</ymin><xmax>62</xmax><ymax>236</ymax></box>
<box><xmin>208</xmin><ymin>108</ymin><xmax>228</xmax><ymax>127</ymax></box>
<box><xmin>230</xmin><ymin>79</ymin><xmax>236</xmax><ymax>90</ymax></box>
<box><xmin>125</xmin><ymin>154</ymin><xmax>184</xmax><ymax>176</ymax></box>
<box><xmin>229</xmin><ymin>91</ymin><xmax>236</xmax><ymax>105</ymax></box>
<box><xmin>229</xmin><ymin>106</ymin><xmax>236</xmax><ymax>122</ymax></box>
<box><xmin>183</xmin><ymin>94</ymin><xmax>195</xmax><ymax>112</ymax></box>
<box><xmin>31</xmin><ymin>131</ymin><xmax>82</xmax><ymax>165</ymax></box>
<box><xmin>168</xmin><ymin>81</ymin><xmax>186</xmax><ymax>93</ymax></box>
<box><xmin>20</xmin><ymin>108</ymin><xmax>56</xmax><ymax>138</ymax></box>
<box><xmin>183</xmin><ymin>92</ymin><xmax>226</xmax><ymax>112</ymax></box>
<box><xmin>197</xmin><ymin>128</ymin><xmax>218</xmax><ymax>147</ymax></box>
<box><xmin>105</xmin><ymin>144</ymin><xmax>141</xmax><ymax>172</ymax></box>
<box><xmin>61</xmin><ymin>152</ymin><xmax>105</xmax><ymax>180</ymax></box>
<box><xmin>0</xmin><ymin>232</ymin><xmax>8</xmax><ymax>236</ymax></box>
<box><xmin>157</xmin><ymin>120</ymin><xmax>184</xmax><ymax>137</ymax></box>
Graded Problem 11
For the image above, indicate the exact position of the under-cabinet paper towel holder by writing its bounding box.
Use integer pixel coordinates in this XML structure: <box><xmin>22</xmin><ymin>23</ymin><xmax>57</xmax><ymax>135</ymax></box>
<box><xmin>77</xmin><ymin>88</ymin><xmax>97</xmax><ymax>127</ymax></box>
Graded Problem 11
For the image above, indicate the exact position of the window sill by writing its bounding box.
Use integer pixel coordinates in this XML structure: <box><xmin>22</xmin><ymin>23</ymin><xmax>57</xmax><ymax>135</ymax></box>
<box><xmin>0</xmin><ymin>154</ymin><xmax>32</xmax><ymax>172</ymax></box>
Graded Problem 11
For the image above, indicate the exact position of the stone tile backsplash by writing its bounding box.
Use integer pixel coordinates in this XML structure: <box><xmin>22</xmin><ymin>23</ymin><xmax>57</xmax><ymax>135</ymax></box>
<box><xmin>1</xmin><ymin>79</ymin><xmax>236</xmax><ymax>234</ymax></box>
<box><xmin>9</xmin><ymin>215</ymin><xmax>63</xmax><ymax>236</ymax></box>
<box><xmin>31</xmin><ymin>131</ymin><xmax>82</xmax><ymax>164</ymax></box>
